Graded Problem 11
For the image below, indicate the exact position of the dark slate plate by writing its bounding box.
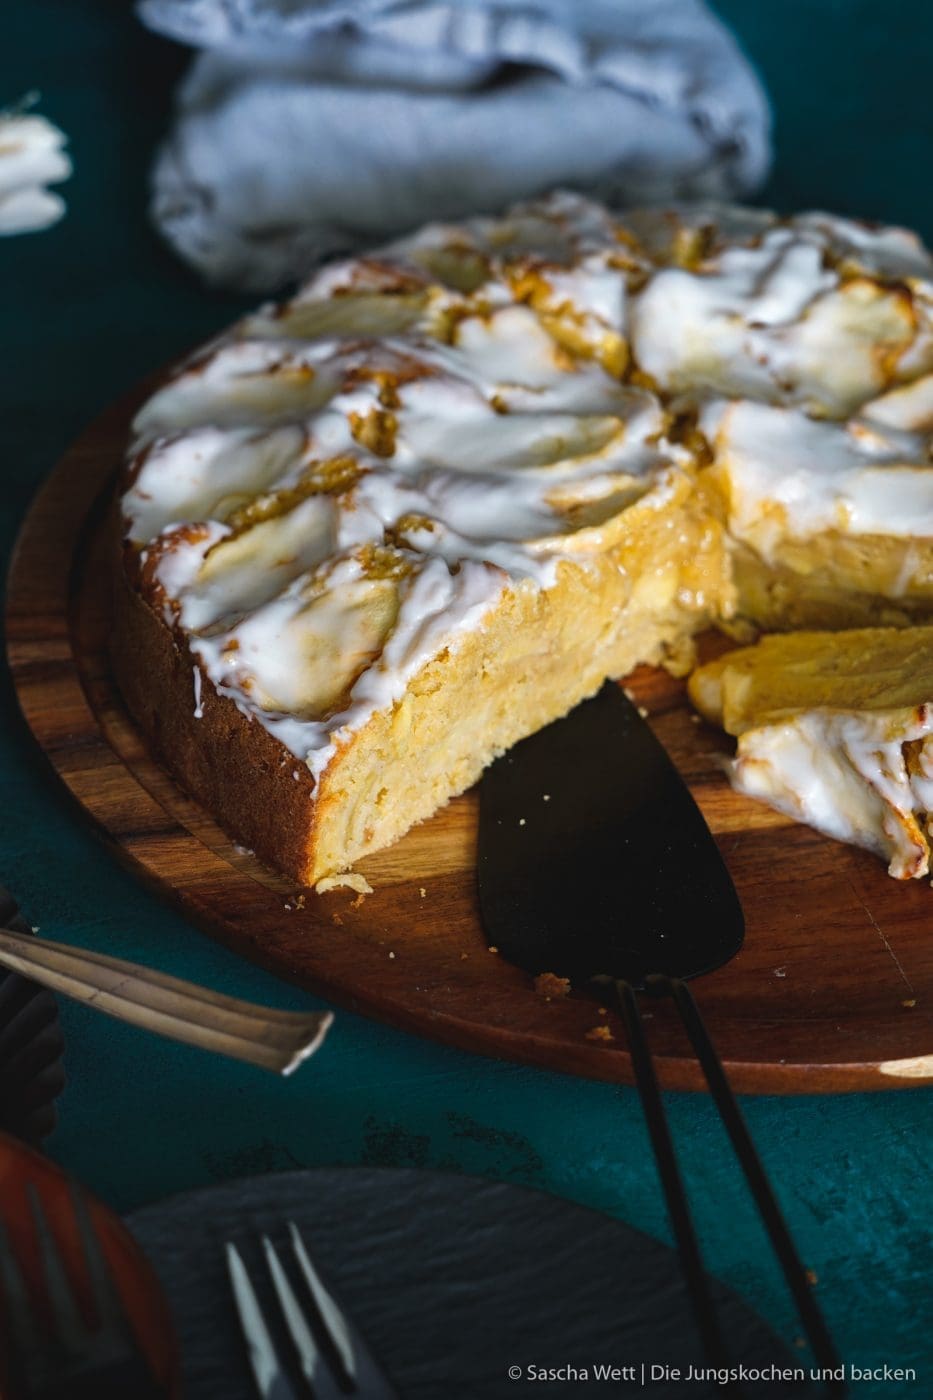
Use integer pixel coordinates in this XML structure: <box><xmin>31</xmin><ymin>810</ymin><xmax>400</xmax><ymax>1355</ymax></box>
<box><xmin>128</xmin><ymin>1168</ymin><xmax>819</xmax><ymax>1399</ymax></box>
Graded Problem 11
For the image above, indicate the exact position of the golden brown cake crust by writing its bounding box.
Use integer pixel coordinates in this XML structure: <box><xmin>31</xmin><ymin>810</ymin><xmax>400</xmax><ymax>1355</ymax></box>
<box><xmin>111</xmin><ymin>563</ymin><xmax>324</xmax><ymax>882</ymax></box>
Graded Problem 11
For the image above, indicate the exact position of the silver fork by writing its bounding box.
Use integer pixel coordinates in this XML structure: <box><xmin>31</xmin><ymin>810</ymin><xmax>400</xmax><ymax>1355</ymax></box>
<box><xmin>0</xmin><ymin>1182</ymin><xmax>165</xmax><ymax>1399</ymax></box>
<box><xmin>226</xmin><ymin>1223</ymin><xmax>398</xmax><ymax>1399</ymax></box>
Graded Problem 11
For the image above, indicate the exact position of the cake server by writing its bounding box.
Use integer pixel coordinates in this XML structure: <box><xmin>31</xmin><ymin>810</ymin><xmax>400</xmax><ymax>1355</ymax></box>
<box><xmin>477</xmin><ymin>681</ymin><xmax>845</xmax><ymax>1394</ymax></box>
<box><xmin>0</xmin><ymin>926</ymin><xmax>332</xmax><ymax>1075</ymax></box>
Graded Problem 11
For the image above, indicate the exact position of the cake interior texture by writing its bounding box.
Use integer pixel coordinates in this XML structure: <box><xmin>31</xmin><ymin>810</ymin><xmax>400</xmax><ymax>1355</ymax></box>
<box><xmin>689</xmin><ymin>628</ymin><xmax>933</xmax><ymax>879</ymax></box>
<box><xmin>114</xmin><ymin>193</ymin><xmax>933</xmax><ymax>883</ymax></box>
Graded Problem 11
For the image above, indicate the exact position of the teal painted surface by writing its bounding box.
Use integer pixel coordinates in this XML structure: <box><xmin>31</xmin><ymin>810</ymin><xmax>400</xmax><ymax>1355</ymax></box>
<box><xmin>2</xmin><ymin>3</ymin><xmax>931</xmax><ymax>1393</ymax></box>
<box><xmin>713</xmin><ymin>0</ymin><xmax>933</xmax><ymax>241</ymax></box>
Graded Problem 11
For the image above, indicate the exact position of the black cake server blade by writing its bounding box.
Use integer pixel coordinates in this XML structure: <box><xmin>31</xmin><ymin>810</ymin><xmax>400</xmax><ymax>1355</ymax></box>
<box><xmin>476</xmin><ymin>680</ymin><xmax>844</xmax><ymax>1395</ymax></box>
<box><xmin>477</xmin><ymin>680</ymin><xmax>743</xmax><ymax>987</ymax></box>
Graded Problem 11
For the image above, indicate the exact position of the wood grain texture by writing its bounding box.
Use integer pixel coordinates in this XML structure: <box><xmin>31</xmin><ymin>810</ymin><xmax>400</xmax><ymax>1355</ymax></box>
<box><xmin>7</xmin><ymin>386</ymin><xmax>933</xmax><ymax>1092</ymax></box>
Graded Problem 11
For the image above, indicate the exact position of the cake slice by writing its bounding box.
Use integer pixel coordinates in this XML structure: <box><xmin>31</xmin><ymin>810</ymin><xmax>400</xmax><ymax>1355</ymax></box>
<box><xmin>689</xmin><ymin>628</ymin><xmax>933</xmax><ymax>878</ymax></box>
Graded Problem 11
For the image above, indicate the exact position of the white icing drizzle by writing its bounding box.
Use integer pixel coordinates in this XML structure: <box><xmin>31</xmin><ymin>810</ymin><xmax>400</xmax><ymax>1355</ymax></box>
<box><xmin>629</xmin><ymin>206</ymin><xmax>933</xmax><ymax>416</ymax></box>
<box><xmin>731</xmin><ymin>706</ymin><xmax>933</xmax><ymax>879</ymax></box>
<box><xmin>704</xmin><ymin>400</ymin><xmax>933</xmax><ymax>559</ymax></box>
<box><xmin>192</xmin><ymin>665</ymin><xmax>203</xmax><ymax>719</ymax></box>
<box><xmin>122</xmin><ymin>192</ymin><xmax>933</xmax><ymax>782</ymax></box>
<box><xmin>864</xmin><ymin>373</ymin><xmax>933</xmax><ymax>432</ymax></box>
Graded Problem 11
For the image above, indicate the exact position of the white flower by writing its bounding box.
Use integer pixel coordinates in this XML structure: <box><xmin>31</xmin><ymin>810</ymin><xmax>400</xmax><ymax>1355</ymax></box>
<box><xmin>0</xmin><ymin>102</ymin><xmax>71</xmax><ymax>235</ymax></box>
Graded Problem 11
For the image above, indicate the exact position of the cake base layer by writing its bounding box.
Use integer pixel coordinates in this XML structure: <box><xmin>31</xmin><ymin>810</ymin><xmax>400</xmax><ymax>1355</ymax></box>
<box><xmin>729</xmin><ymin>539</ymin><xmax>933</xmax><ymax>633</ymax></box>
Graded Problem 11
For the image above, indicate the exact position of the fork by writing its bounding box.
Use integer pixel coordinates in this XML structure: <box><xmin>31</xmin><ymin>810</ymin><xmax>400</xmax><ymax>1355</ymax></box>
<box><xmin>0</xmin><ymin>1181</ymin><xmax>165</xmax><ymax>1399</ymax></box>
<box><xmin>226</xmin><ymin>1223</ymin><xmax>398</xmax><ymax>1399</ymax></box>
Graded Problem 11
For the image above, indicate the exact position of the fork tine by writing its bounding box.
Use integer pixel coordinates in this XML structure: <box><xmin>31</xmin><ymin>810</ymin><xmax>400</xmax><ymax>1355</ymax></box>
<box><xmin>28</xmin><ymin>1184</ymin><xmax>88</xmax><ymax>1357</ymax></box>
<box><xmin>70</xmin><ymin>1184</ymin><xmax>130</xmax><ymax>1341</ymax></box>
<box><xmin>0</xmin><ymin>1214</ymin><xmax>46</xmax><ymax>1370</ymax></box>
<box><xmin>262</xmin><ymin>1234</ymin><xmax>333</xmax><ymax>1392</ymax></box>
<box><xmin>288</xmin><ymin>1222</ymin><xmax>357</xmax><ymax>1384</ymax></box>
<box><xmin>226</xmin><ymin>1240</ymin><xmax>300</xmax><ymax>1400</ymax></box>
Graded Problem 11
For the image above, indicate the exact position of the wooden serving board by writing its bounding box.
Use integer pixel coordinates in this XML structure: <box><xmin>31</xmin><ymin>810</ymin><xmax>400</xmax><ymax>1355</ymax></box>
<box><xmin>8</xmin><ymin>386</ymin><xmax>933</xmax><ymax>1092</ymax></box>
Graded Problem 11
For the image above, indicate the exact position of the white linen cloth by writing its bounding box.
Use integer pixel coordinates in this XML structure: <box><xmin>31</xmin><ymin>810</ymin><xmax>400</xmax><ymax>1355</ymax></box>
<box><xmin>0</xmin><ymin>107</ymin><xmax>71</xmax><ymax>235</ymax></box>
<box><xmin>139</xmin><ymin>0</ymin><xmax>771</xmax><ymax>291</ymax></box>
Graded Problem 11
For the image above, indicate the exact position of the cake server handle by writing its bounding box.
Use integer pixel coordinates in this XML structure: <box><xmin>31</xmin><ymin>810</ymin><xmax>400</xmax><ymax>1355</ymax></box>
<box><xmin>0</xmin><ymin>926</ymin><xmax>333</xmax><ymax>1075</ymax></box>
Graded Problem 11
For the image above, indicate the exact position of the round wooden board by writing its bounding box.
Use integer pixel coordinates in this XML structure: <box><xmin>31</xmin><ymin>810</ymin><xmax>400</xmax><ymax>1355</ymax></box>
<box><xmin>7</xmin><ymin>387</ymin><xmax>933</xmax><ymax>1092</ymax></box>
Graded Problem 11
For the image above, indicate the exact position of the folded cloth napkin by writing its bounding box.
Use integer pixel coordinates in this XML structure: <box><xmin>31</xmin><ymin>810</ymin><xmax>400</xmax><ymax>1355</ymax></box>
<box><xmin>0</xmin><ymin>103</ymin><xmax>71</xmax><ymax>235</ymax></box>
<box><xmin>139</xmin><ymin>0</ymin><xmax>771</xmax><ymax>291</ymax></box>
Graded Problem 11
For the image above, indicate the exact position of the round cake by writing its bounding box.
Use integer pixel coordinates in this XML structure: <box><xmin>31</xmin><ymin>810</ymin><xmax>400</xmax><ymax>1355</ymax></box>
<box><xmin>113</xmin><ymin>193</ymin><xmax>933</xmax><ymax>883</ymax></box>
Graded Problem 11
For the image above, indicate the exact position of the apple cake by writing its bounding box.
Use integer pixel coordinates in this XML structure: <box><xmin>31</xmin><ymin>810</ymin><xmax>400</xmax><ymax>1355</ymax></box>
<box><xmin>689</xmin><ymin>628</ymin><xmax>933</xmax><ymax>879</ymax></box>
<box><xmin>113</xmin><ymin>192</ymin><xmax>933</xmax><ymax>884</ymax></box>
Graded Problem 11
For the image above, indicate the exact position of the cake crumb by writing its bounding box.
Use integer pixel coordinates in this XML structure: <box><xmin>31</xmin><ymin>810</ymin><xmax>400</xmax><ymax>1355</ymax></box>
<box><xmin>585</xmin><ymin>1024</ymin><xmax>614</xmax><ymax>1043</ymax></box>
<box><xmin>460</xmin><ymin>952</ymin><xmax>469</xmax><ymax>960</ymax></box>
<box><xmin>533</xmin><ymin>972</ymin><xmax>571</xmax><ymax>1000</ymax></box>
<box><xmin>518</xmin><ymin>818</ymin><xmax>526</xmax><ymax>826</ymax></box>
<box><xmin>331</xmin><ymin>912</ymin><xmax>344</xmax><ymax>926</ymax></box>
<box><xmin>623</xmin><ymin>687</ymin><xmax>636</xmax><ymax>701</ymax></box>
<box><xmin>315</xmin><ymin>872</ymin><xmax>374</xmax><ymax>896</ymax></box>
<box><xmin>542</xmin><ymin>793</ymin><xmax>551</xmax><ymax>802</ymax></box>
<box><xmin>419</xmin><ymin>887</ymin><xmax>426</xmax><ymax>898</ymax></box>
<box><xmin>637</xmin><ymin>705</ymin><xmax>649</xmax><ymax>719</ymax></box>
<box><xmin>902</xmin><ymin>997</ymin><xmax>917</xmax><ymax>1008</ymax></box>
<box><xmin>488</xmin><ymin>945</ymin><xmax>499</xmax><ymax>954</ymax></box>
<box><xmin>806</xmin><ymin>1269</ymin><xmax>818</xmax><ymax>1286</ymax></box>
<box><xmin>350</xmin><ymin>893</ymin><xmax>366</xmax><ymax>909</ymax></box>
<box><xmin>690</xmin><ymin>713</ymin><xmax>702</xmax><ymax>724</ymax></box>
<box><xmin>388</xmin><ymin>951</ymin><xmax>396</xmax><ymax>959</ymax></box>
<box><xmin>774</xmin><ymin>966</ymin><xmax>787</xmax><ymax>978</ymax></box>
<box><xmin>597</xmin><ymin>1006</ymin><xmax>608</xmax><ymax>1016</ymax></box>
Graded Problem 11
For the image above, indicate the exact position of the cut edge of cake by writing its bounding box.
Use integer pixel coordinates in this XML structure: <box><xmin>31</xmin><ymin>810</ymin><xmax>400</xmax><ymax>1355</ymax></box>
<box><xmin>114</xmin><ymin>474</ymin><xmax>731</xmax><ymax>884</ymax></box>
<box><xmin>689</xmin><ymin>629</ymin><xmax>933</xmax><ymax>879</ymax></box>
